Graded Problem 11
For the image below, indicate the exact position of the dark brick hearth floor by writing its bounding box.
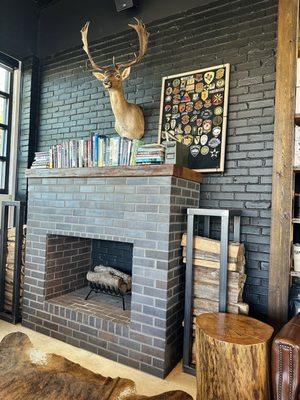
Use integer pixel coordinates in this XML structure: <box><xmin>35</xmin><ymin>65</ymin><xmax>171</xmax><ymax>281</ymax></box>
<box><xmin>48</xmin><ymin>287</ymin><xmax>131</xmax><ymax>325</ymax></box>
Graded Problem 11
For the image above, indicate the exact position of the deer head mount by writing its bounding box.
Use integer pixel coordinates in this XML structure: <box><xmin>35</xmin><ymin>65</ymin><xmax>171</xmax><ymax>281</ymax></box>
<box><xmin>81</xmin><ymin>18</ymin><xmax>149</xmax><ymax>140</ymax></box>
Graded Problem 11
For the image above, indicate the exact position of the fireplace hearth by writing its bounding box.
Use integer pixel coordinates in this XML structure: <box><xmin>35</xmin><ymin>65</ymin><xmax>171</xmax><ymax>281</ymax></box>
<box><xmin>23</xmin><ymin>166</ymin><xmax>201</xmax><ymax>378</ymax></box>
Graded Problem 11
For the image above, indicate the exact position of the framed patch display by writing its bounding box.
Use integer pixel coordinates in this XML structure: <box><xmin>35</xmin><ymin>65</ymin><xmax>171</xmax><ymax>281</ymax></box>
<box><xmin>158</xmin><ymin>64</ymin><xmax>230</xmax><ymax>172</ymax></box>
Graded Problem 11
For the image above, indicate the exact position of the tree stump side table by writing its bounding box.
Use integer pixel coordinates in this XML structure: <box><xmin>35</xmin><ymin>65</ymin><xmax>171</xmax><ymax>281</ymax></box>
<box><xmin>195</xmin><ymin>312</ymin><xmax>274</xmax><ymax>400</ymax></box>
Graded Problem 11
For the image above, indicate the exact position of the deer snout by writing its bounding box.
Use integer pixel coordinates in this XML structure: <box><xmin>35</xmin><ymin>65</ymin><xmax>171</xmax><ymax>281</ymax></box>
<box><xmin>103</xmin><ymin>78</ymin><xmax>112</xmax><ymax>89</ymax></box>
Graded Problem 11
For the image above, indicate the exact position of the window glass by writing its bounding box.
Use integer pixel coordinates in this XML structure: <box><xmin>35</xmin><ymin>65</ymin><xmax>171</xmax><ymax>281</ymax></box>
<box><xmin>0</xmin><ymin>54</ymin><xmax>15</xmax><ymax>193</ymax></box>
<box><xmin>0</xmin><ymin>128</ymin><xmax>7</xmax><ymax>157</ymax></box>
<box><xmin>0</xmin><ymin>66</ymin><xmax>10</xmax><ymax>93</ymax></box>
<box><xmin>0</xmin><ymin>96</ymin><xmax>8</xmax><ymax>125</ymax></box>
<box><xmin>0</xmin><ymin>160</ymin><xmax>6</xmax><ymax>190</ymax></box>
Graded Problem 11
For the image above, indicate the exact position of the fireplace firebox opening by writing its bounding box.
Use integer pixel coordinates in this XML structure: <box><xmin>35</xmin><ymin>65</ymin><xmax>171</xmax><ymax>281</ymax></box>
<box><xmin>44</xmin><ymin>234</ymin><xmax>133</xmax><ymax>323</ymax></box>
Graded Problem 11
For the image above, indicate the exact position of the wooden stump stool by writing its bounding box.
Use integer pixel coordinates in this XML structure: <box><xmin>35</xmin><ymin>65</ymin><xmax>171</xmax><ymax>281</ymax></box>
<box><xmin>195</xmin><ymin>313</ymin><xmax>274</xmax><ymax>400</ymax></box>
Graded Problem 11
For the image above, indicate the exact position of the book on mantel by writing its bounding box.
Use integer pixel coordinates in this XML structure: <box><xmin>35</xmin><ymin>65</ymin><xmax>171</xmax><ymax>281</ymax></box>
<box><xmin>31</xmin><ymin>151</ymin><xmax>50</xmax><ymax>169</ymax></box>
<box><xmin>135</xmin><ymin>143</ymin><xmax>165</xmax><ymax>165</ymax></box>
<box><xmin>43</xmin><ymin>135</ymin><xmax>145</xmax><ymax>169</ymax></box>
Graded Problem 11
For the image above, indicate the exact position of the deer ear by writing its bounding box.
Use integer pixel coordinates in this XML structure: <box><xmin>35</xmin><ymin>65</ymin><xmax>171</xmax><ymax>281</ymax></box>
<box><xmin>93</xmin><ymin>72</ymin><xmax>106</xmax><ymax>81</ymax></box>
<box><xmin>121</xmin><ymin>67</ymin><xmax>131</xmax><ymax>80</ymax></box>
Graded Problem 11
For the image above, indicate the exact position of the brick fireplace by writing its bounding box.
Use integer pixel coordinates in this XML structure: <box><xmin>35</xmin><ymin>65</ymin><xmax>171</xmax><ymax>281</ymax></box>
<box><xmin>23</xmin><ymin>165</ymin><xmax>201</xmax><ymax>377</ymax></box>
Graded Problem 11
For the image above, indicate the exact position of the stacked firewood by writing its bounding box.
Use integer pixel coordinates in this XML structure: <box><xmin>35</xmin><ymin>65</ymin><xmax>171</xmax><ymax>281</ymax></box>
<box><xmin>4</xmin><ymin>227</ymin><xmax>26</xmax><ymax>312</ymax></box>
<box><xmin>181</xmin><ymin>233</ymin><xmax>248</xmax><ymax>363</ymax></box>
<box><xmin>86</xmin><ymin>265</ymin><xmax>132</xmax><ymax>293</ymax></box>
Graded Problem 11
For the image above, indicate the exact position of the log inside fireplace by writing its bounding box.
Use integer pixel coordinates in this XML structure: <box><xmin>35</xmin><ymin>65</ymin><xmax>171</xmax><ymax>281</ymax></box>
<box><xmin>85</xmin><ymin>265</ymin><xmax>132</xmax><ymax>310</ymax></box>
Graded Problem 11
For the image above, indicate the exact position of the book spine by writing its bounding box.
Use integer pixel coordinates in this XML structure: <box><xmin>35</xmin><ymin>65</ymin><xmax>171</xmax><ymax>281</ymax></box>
<box><xmin>109</xmin><ymin>137</ymin><xmax>120</xmax><ymax>166</ymax></box>
<box><xmin>109</xmin><ymin>137</ymin><xmax>113</xmax><ymax>166</ymax></box>
<box><xmin>87</xmin><ymin>139</ymin><xmax>92</xmax><ymax>167</ymax></box>
<box><xmin>119</xmin><ymin>138</ymin><xmax>124</xmax><ymax>166</ymax></box>
<box><xmin>78</xmin><ymin>140</ymin><xmax>84</xmax><ymax>168</ymax></box>
<box><xmin>83</xmin><ymin>140</ymin><xmax>88</xmax><ymax>167</ymax></box>
<box><xmin>64</xmin><ymin>141</ymin><xmax>68</xmax><ymax>168</ymax></box>
<box><xmin>97</xmin><ymin>136</ymin><xmax>102</xmax><ymax>167</ymax></box>
<box><xmin>127</xmin><ymin>141</ymin><xmax>132</xmax><ymax>165</ymax></box>
<box><xmin>62</xmin><ymin>141</ymin><xmax>65</xmax><ymax>168</ymax></box>
<box><xmin>73</xmin><ymin>140</ymin><xmax>78</xmax><ymax>168</ymax></box>
<box><xmin>69</xmin><ymin>140</ymin><xmax>73</xmax><ymax>168</ymax></box>
<box><xmin>115</xmin><ymin>136</ymin><xmax>120</xmax><ymax>166</ymax></box>
<box><xmin>53</xmin><ymin>146</ymin><xmax>57</xmax><ymax>168</ymax></box>
<box><xmin>57</xmin><ymin>144</ymin><xmax>62</xmax><ymax>168</ymax></box>
<box><xmin>102</xmin><ymin>137</ymin><xmax>106</xmax><ymax>167</ymax></box>
<box><xmin>92</xmin><ymin>133</ymin><xmax>99</xmax><ymax>167</ymax></box>
<box><xmin>66</xmin><ymin>141</ymin><xmax>70</xmax><ymax>168</ymax></box>
<box><xmin>49</xmin><ymin>147</ymin><xmax>53</xmax><ymax>169</ymax></box>
<box><xmin>105</xmin><ymin>136</ymin><xmax>110</xmax><ymax>166</ymax></box>
<box><xmin>78</xmin><ymin>140</ymin><xmax>81</xmax><ymax>168</ymax></box>
<box><xmin>121</xmin><ymin>139</ymin><xmax>126</xmax><ymax>166</ymax></box>
<box><xmin>100</xmin><ymin>136</ymin><xmax>106</xmax><ymax>167</ymax></box>
<box><xmin>61</xmin><ymin>143</ymin><xmax>65</xmax><ymax>168</ymax></box>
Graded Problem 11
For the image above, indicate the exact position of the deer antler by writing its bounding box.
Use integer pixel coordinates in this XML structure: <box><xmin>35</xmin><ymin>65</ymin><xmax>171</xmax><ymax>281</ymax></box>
<box><xmin>80</xmin><ymin>22</ymin><xmax>110</xmax><ymax>72</ymax></box>
<box><xmin>116</xmin><ymin>18</ymin><xmax>149</xmax><ymax>69</ymax></box>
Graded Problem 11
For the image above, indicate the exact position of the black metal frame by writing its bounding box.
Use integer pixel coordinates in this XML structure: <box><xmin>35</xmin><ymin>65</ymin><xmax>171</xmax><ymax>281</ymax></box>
<box><xmin>183</xmin><ymin>208</ymin><xmax>242</xmax><ymax>375</ymax></box>
<box><xmin>0</xmin><ymin>201</ymin><xmax>25</xmax><ymax>323</ymax></box>
<box><xmin>0</xmin><ymin>68</ymin><xmax>14</xmax><ymax>194</ymax></box>
<box><xmin>0</xmin><ymin>52</ymin><xmax>19</xmax><ymax>194</ymax></box>
<box><xmin>85</xmin><ymin>282</ymin><xmax>130</xmax><ymax>311</ymax></box>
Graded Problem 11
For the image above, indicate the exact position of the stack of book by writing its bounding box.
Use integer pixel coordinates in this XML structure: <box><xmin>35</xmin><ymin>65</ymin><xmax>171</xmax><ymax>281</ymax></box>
<box><xmin>135</xmin><ymin>143</ymin><xmax>165</xmax><ymax>165</ymax></box>
<box><xmin>31</xmin><ymin>151</ymin><xmax>50</xmax><ymax>169</ymax></box>
<box><xmin>48</xmin><ymin>134</ymin><xmax>139</xmax><ymax>169</ymax></box>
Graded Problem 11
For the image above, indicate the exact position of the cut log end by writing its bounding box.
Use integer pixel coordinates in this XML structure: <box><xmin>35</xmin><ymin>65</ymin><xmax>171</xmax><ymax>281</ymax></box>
<box><xmin>195</xmin><ymin>313</ymin><xmax>273</xmax><ymax>400</ymax></box>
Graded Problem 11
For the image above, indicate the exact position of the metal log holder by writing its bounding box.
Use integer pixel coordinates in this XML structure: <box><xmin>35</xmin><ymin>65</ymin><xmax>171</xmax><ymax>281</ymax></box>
<box><xmin>85</xmin><ymin>282</ymin><xmax>130</xmax><ymax>311</ymax></box>
<box><xmin>183</xmin><ymin>208</ymin><xmax>242</xmax><ymax>375</ymax></box>
<box><xmin>0</xmin><ymin>201</ymin><xmax>26</xmax><ymax>324</ymax></box>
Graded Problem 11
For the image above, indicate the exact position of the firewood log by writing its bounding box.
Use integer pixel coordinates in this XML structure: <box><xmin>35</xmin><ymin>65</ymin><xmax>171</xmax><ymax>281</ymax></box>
<box><xmin>181</xmin><ymin>233</ymin><xmax>244</xmax><ymax>260</ymax></box>
<box><xmin>193</xmin><ymin>298</ymin><xmax>249</xmax><ymax>315</ymax></box>
<box><xmin>183</xmin><ymin>256</ymin><xmax>245</xmax><ymax>272</ymax></box>
<box><xmin>193</xmin><ymin>266</ymin><xmax>246</xmax><ymax>288</ymax></box>
<box><xmin>86</xmin><ymin>271</ymin><xmax>128</xmax><ymax>293</ymax></box>
<box><xmin>93</xmin><ymin>265</ymin><xmax>132</xmax><ymax>287</ymax></box>
<box><xmin>193</xmin><ymin>282</ymin><xmax>242</xmax><ymax>303</ymax></box>
<box><xmin>3</xmin><ymin>226</ymin><xmax>26</xmax><ymax>315</ymax></box>
<box><xmin>182</xmin><ymin>247</ymin><xmax>242</xmax><ymax>264</ymax></box>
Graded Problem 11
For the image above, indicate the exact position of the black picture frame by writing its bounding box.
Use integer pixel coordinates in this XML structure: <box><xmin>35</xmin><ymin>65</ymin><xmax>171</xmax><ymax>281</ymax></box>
<box><xmin>158</xmin><ymin>64</ymin><xmax>230</xmax><ymax>172</ymax></box>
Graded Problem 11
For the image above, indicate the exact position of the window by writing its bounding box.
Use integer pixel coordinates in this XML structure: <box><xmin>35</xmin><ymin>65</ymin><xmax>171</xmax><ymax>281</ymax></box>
<box><xmin>0</xmin><ymin>53</ymin><xmax>19</xmax><ymax>194</ymax></box>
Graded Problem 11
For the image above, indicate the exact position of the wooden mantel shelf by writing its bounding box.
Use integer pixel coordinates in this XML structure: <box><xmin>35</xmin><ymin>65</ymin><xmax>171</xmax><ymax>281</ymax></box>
<box><xmin>25</xmin><ymin>164</ymin><xmax>203</xmax><ymax>183</ymax></box>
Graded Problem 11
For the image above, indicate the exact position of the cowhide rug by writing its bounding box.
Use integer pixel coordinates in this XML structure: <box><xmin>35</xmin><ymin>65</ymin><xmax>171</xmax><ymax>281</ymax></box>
<box><xmin>0</xmin><ymin>332</ymin><xmax>192</xmax><ymax>400</ymax></box>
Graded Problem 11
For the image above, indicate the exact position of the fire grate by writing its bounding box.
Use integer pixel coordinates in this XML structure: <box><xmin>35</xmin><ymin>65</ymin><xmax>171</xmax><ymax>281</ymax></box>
<box><xmin>85</xmin><ymin>264</ymin><xmax>132</xmax><ymax>311</ymax></box>
<box><xmin>85</xmin><ymin>282</ymin><xmax>131</xmax><ymax>311</ymax></box>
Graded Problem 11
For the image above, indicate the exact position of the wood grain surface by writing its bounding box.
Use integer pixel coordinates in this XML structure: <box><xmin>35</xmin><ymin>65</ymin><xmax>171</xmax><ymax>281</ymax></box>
<box><xmin>268</xmin><ymin>0</ymin><xmax>299</xmax><ymax>323</ymax></box>
<box><xmin>25</xmin><ymin>165</ymin><xmax>203</xmax><ymax>183</ymax></box>
<box><xmin>195</xmin><ymin>313</ymin><xmax>273</xmax><ymax>400</ymax></box>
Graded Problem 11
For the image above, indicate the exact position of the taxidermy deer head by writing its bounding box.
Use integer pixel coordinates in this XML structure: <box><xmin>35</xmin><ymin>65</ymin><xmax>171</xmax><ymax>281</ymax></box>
<box><xmin>81</xmin><ymin>18</ymin><xmax>149</xmax><ymax>140</ymax></box>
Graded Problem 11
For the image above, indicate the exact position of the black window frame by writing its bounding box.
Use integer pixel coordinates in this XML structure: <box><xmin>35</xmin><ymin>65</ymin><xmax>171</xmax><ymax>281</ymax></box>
<box><xmin>0</xmin><ymin>52</ymin><xmax>19</xmax><ymax>195</ymax></box>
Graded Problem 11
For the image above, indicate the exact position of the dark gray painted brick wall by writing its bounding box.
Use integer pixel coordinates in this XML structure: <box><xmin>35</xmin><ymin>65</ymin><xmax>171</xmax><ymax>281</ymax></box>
<box><xmin>20</xmin><ymin>0</ymin><xmax>277</xmax><ymax>316</ymax></box>
<box><xmin>91</xmin><ymin>239</ymin><xmax>133</xmax><ymax>275</ymax></box>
